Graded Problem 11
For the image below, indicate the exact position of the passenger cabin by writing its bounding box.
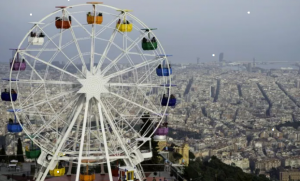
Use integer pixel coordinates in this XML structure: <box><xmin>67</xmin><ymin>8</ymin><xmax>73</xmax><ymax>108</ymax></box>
<box><xmin>156</xmin><ymin>57</ymin><xmax>172</xmax><ymax>76</ymax></box>
<box><xmin>55</xmin><ymin>16</ymin><xmax>71</xmax><ymax>29</ymax></box>
<box><xmin>154</xmin><ymin>122</ymin><xmax>168</xmax><ymax>141</ymax></box>
<box><xmin>116</xmin><ymin>19</ymin><xmax>133</xmax><ymax>32</ymax></box>
<box><xmin>155</xmin><ymin>122</ymin><xmax>169</xmax><ymax>135</ymax></box>
<box><xmin>25</xmin><ymin>141</ymin><xmax>41</xmax><ymax>159</ymax></box>
<box><xmin>80</xmin><ymin>165</ymin><xmax>95</xmax><ymax>181</ymax></box>
<box><xmin>136</xmin><ymin>137</ymin><xmax>152</xmax><ymax>160</ymax></box>
<box><xmin>1</xmin><ymin>89</ymin><xmax>17</xmax><ymax>102</ymax></box>
<box><xmin>161</xmin><ymin>94</ymin><xmax>176</xmax><ymax>107</ymax></box>
<box><xmin>141</xmin><ymin>28</ymin><xmax>158</xmax><ymax>50</ymax></box>
<box><xmin>10</xmin><ymin>49</ymin><xmax>26</xmax><ymax>71</ymax></box>
<box><xmin>156</xmin><ymin>64</ymin><xmax>172</xmax><ymax>76</ymax></box>
<box><xmin>28</xmin><ymin>32</ymin><xmax>45</xmax><ymax>45</ymax></box>
<box><xmin>28</xmin><ymin>22</ymin><xmax>45</xmax><ymax>45</ymax></box>
<box><xmin>87</xmin><ymin>12</ymin><xmax>103</xmax><ymax>24</ymax></box>
<box><xmin>7</xmin><ymin>109</ymin><xmax>22</xmax><ymax>133</ymax></box>
<box><xmin>49</xmin><ymin>163</ymin><xmax>65</xmax><ymax>177</ymax></box>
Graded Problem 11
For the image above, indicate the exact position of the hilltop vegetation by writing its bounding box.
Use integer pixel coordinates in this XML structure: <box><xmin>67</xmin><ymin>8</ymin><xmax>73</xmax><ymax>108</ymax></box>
<box><xmin>183</xmin><ymin>156</ymin><xmax>270</xmax><ymax>181</ymax></box>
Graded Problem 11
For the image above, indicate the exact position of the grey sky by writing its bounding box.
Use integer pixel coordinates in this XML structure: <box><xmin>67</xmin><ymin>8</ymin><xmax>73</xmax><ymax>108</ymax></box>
<box><xmin>0</xmin><ymin>0</ymin><xmax>299</xmax><ymax>63</ymax></box>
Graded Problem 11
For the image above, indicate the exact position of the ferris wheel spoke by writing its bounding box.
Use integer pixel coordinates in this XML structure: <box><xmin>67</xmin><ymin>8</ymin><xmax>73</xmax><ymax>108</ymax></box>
<box><xmin>18</xmin><ymin>54</ymin><xmax>44</xmax><ymax>81</ymax></box>
<box><xmin>102</xmin><ymin>98</ymin><xmax>140</xmax><ymax>137</ymax></box>
<box><xmin>109</xmin><ymin>92</ymin><xmax>161</xmax><ymax>117</ymax></box>
<box><xmin>20</xmin><ymin>84</ymin><xmax>44</xmax><ymax>107</ymax></box>
<box><xmin>94</xmin><ymin>16</ymin><xmax>120</xmax><ymax>37</ymax></box>
<box><xmin>31</xmin><ymin>95</ymin><xmax>80</xmax><ymax>139</ymax></box>
<box><xmin>65</xmin><ymin>10</ymin><xmax>92</xmax><ymax>36</ymax></box>
<box><xmin>136</xmin><ymin>63</ymin><xmax>159</xmax><ymax>85</ymax></box>
<box><xmin>95</xmin><ymin>101</ymin><xmax>113</xmax><ymax>181</ymax></box>
<box><xmin>99</xmin><ymin>100</ymin><xmax>143</xmax><ymax>180</ymax></box>
<box><xmin>137</xmin><ymin>87</ymin><xmax>160</xmax><ymax>112</ymax></box>
<box><xmin>35</xmin><ymin>25</ymin><xmax>85</xmax><ymax>78</ymax></box>
<box><xmin>65</xmin><ymin>10</ymin><xmax>88</xmax><ymax>71</ymax></box>
<box><xmin>21</xmin><ymin>90</ymin><xmax>77</xmax><ymax>111</ymax></box>
<box><xmin>39</xmin><ymin>96</ymin><xmax>85</xmax><ymax>181</ymax></box>
<box><xmin>100</xmin><ymin>32</ymin><xmax>148</xmax><ymax>75</ymax></box>
<box><xmin>108</xmin><ymin>83</ymin><xmax>161</xmax><ymax>88</ymax></box>
<box><xmin>20</xmin><ymin>52</ymin><xmax>80</xmax><ymax>79</ymax></box>
<box><xmin>75</xmin><ymin>99</ymin><xmax>91</xmax><ymax>181</ymax></box>
<box><xmin>104</xmin><ymin>57</ymin><xmax>164</xmax><ymax>79</ymax></box>
<box><xmin>95</xmin><ymin>29</ymin><xmax>118</xmax><ymax>72</ymax></box>
<box><xmin>18</xmin><ymin>79</ymin><xmax>79</xmax><ymax>85</ymax></box>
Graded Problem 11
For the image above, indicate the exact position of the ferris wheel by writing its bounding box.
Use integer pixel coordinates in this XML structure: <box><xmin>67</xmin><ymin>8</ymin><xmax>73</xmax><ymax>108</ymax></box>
<box><xmin>6</xmin><ymin>2</ymin><xmax>176</xmax><ymax>181</ymax></box>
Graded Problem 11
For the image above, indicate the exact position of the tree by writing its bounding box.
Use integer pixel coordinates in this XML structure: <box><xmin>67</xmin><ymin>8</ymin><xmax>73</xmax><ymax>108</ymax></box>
<box><xmin>255</xmin><ymin>168</ymin><xmax>260</xmax><ymax>176</ymax></box>
<box><xmin>0</xmin><ymin>145</ymin><xmax>6</xmax><ymax>162</ymax></box>
<box><xmin>189</xmin><ymin>151</ymin><xmax>195</xmax><ymax>160</ymax></box>
<box><xmin>16</xmin><ymin>138</ymin><xmax>24</xmax><ymax>162</ymax></box>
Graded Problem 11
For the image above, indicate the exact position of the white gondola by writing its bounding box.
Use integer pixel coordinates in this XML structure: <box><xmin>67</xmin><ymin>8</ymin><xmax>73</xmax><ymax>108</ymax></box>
<box><xmin>28</xmin><ymin>37</ymin><xmax>44</xmax><ymax>45</ymax></box>
<box><xmin>136</xmin><ymin>137</ymin><xmax>152</xmax><ymax>160</ymax></box>
<box><xmin>28</xmin><ymin>22</ymin><xmax>45</xmax><ymax>45</ymax></box>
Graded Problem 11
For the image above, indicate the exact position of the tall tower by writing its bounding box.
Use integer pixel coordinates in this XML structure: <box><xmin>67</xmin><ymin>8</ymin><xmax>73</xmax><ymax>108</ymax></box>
<box><xmin>219</xmin><ymin>53</ymin><xmax>224</xmax><ymax>62</ymax></box>
<box><xmin>197</xmin><ymin>57</ymin><xmax>200</xmax><ymax>64</ymax></box>
<box><xmin>253</xmin><ymin>58</ymin><xmax>256</xmax><ymax>67</ymax></box>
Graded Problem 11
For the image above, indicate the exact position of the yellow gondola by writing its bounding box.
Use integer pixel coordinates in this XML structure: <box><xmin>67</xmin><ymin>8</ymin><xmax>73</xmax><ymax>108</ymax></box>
<box><xmin>116</xmin><ymin>10</ymin><xmax>133</xmax><ymax>32</ymax></box>
<box><xmin>116</xmin><ymin>20</ymin><xmax>132</xmax><ymax>32</ymax></box>
<box><xmin>49</xmin><ymin>164</ymin><xmax>65</xmax><ymax>177</ymax></box>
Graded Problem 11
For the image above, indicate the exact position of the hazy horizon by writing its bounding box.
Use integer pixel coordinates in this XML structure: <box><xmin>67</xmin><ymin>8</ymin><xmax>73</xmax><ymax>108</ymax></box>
<box><xmin>0</xmin><ymin>0</ymin><xmax>299</xmax><ymax>63</ymax></box>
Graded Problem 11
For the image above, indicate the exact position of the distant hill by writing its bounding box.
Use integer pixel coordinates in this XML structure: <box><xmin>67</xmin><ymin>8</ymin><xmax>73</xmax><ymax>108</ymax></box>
<box><xmin>183</xmin><ymin>156</ymin><xmax>270</xmax><ymax>181</ymax></box>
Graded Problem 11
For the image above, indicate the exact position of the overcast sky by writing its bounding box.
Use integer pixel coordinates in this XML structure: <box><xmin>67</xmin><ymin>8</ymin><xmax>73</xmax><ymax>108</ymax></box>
<box><xmin>0</xmin><ymin>0</ymin><xmax>299</xmax><ymax>63</ymax></box>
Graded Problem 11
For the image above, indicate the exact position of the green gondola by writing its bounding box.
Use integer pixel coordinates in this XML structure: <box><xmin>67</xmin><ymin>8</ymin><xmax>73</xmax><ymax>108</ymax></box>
<box><xmin>25</xmin><ymin>139</ymin><xmax>41</xmax><ymax>159</ymax></box>
<box><xmin>141</xmin><ymin>28</ymin><xmax>158</xmax><ymax>51</ymax></box>
<box><xmin>142</xmin><ymin>41</ymin><xmax>158</xmax><ymax>50</ymax></box>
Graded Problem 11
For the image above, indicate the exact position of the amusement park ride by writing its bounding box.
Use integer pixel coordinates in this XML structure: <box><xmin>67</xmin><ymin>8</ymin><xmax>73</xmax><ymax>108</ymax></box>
<box><xmin>3</xmin><ymin>2</ymin><xmax>176</xmax><ymax>181</ymax></box>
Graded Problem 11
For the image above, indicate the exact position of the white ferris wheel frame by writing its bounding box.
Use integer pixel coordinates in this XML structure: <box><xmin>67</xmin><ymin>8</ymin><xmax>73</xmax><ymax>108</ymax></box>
<box><xmin>9</xmin><ymin>3</ymin><xmax>174</xmax><ymax>181</ymax></box>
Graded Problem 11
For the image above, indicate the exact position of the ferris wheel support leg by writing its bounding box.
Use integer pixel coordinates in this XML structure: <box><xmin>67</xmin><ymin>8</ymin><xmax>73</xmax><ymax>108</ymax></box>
<box><xmin>37</xmin><ymin>96</ymin><xmax>84</xmax><ymax>181</ymax></box>
<box><xmin>98</xmin><ymin>101</ymin><xmax>144</xmax><ymax>181</ymax></box>
<box><xmin>70</xmin><ymin>110</ymin><xmax>84</xmax><ymax>176</ymax></box>
<box><xmin>97</xmin><ymin>101</ymin><xmax>114</xmax><ymax>181</ymax></box>
<box><xmin>75</xmin><ymin>100</ymin><xmax>90</xmax><ymax>181</ymax></box>
<box><xmin>67</xmin><ymin>160</ymin><xmax>73</xmax><ymax>175</ymax></box>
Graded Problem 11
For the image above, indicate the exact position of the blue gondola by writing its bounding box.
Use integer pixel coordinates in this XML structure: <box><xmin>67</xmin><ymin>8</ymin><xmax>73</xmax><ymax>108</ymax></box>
<box><xmin>156</xmin><ymin>67</ymin><xmax>172</xmax><ymax>76</ymax></box>
<box><xmin>161</xmin><ymin>95</ymin><xmax>176</xmax><ymax>107</ymax></box>
<box><xmin>1</xmin><ymin>91</ymin><xmax>17</xmax><ymax>101</ymax></box>
<box><xmin>1</xmin><ymin>78</ymin><xmax>19</xmax><ymax>102</ymax></box>
<box><xmin>7</xmin><ymin>123</ymin><xmax>23</xmax><ymax>133</ymax></box>
<box><xmin>156</xmin><ymin>56</ymin><xmax>172</xmax><ymax>76</ymax></box>
<box><xmin>7</xmin><ymin>109</ymin><xmax>22</xmax><ymax>133</ymax></box>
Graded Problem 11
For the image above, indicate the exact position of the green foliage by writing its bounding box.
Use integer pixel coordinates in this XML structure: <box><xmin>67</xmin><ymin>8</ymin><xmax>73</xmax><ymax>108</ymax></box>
<box><xmin>183</xmin><ymin>156</ymin><xmax>270</xmax><ymax>181</ymax></box>
<box><xmin>173</xmin><ymin>152</ymin><xmax>182</xmax><ymax>161</ymax></box>
<box><xmin>17</xmin><ymin>138</ymin><xmax>24</xmax><ymax>162</ymax></box>
<box><xmin>189</xmin><ymin>151</ymin><xmax>195</xmax><ymax>160</ymax></box>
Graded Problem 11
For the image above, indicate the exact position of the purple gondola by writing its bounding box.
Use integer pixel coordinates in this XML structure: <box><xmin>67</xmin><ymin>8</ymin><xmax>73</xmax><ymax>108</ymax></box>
<box><xmin>155</xmin><ymin>127</ymin><xmax>169</xmax><ymax>135</ymax></box>
<box><xmin>9</xmin><ymin>49</ymin><xmax>26</xmax><ymax>71</ymax></box>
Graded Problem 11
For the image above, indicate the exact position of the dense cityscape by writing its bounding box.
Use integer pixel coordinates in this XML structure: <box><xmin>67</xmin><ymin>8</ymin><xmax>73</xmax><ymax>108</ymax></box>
<box><xmin>0</xmin><ymin>55</ymin><xmax>300</xmax><ymax>180</ymax></box>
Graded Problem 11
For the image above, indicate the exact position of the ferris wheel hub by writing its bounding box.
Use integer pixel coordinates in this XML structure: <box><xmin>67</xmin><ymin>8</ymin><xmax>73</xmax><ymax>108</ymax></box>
<box><xmin>77</xmin><ymin>70</ymin><xmax>110</xmax><ymax>101</ymax></box>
